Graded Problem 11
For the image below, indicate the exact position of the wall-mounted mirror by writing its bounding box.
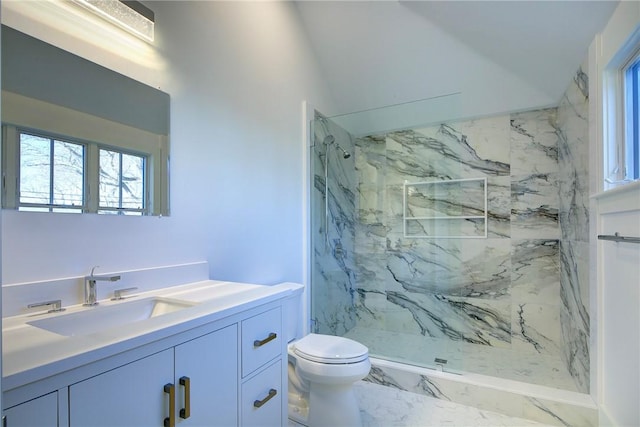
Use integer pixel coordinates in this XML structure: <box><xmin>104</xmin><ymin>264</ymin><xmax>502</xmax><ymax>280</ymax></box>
<box><xmin>1</xmin><ymin>25</ymin><xmax>170</xmax><ymax>216</ymax></box>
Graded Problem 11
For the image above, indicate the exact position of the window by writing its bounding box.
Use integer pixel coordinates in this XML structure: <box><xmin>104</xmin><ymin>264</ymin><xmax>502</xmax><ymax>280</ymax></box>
<box><xmin>624</xmin><ymin>55</ymin><xmax>640</xmax><ymax>180</ymax></box>
<box><xmin>604</xmin><ymin>35</ymin><xmax>640</xmax><ymax>189</ymax></box>
<box><xmin>19</xmin><ymin>132</ymin><xmax>84</xmax><ymax>212</ymax></box>
<box><xmin>98</xmin><ymin>148</ymin><xmax>146</xmax><ymax>215</ymax></box>
<box><xmin>2</xmin><ymin>127</ymin><xmax>149</xmax><ymax>215</ymax></box>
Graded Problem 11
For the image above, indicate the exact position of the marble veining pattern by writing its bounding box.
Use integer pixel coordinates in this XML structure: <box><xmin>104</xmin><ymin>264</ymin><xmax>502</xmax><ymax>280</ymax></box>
<box><xmin>312</xmin><ymin>64</ymin><xmax>590</xmax><ymax>394</ymax></box>
<box><xmin>311</xmin><ymin>113</ymin><xmax>358</xmax><ymax>335</ymax></box>
<box><xmin>290</xmin><ymin>381</ymin><xmax>555</xmax><ymax>427</ymax></box>
<box><xmin>510</xmin><ymin>109</ymin><xmax>559</xmax><ymax>176</ymax></box>
<box><xmin>359</xmin><ymin>363</ymin><xmax>597</xmax><ymax>427</ymax></box>
<box><xmin>511</xmin><ymin>173</ymin><xmax>560</xmax><ymax>239</ymax></box>
<box><xmin>556</xmin><ymin>64</ymin><xmax>591</xmax><ymax>393</ymax></box>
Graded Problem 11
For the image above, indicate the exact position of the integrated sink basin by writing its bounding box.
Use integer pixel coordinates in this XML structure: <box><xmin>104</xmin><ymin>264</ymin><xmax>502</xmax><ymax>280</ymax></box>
<box><xmin>27</xmin><ymin>297</ymin><xmax>197</xmax><ymax>337</ymax></box>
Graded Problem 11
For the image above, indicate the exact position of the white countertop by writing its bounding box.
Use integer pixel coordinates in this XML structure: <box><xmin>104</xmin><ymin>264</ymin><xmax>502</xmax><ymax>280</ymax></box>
<box><xmin>2</xmin><ymin>280</ymin><xmax>300</xmax><ymax>392</ymax></box>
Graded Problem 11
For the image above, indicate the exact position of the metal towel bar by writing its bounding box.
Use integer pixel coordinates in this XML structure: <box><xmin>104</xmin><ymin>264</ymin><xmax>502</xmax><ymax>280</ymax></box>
<box><xmin>597</xmin><ymin>232</ymin><xmax>640</xmax><ymax>244</ymax></box>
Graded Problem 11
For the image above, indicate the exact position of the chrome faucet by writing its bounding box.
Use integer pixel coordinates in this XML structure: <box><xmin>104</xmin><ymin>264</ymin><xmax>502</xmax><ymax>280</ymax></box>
<box><xmin>84</xmin><ymin>266</ymin><xmax>121</xmax><ymax>306</ymax></box>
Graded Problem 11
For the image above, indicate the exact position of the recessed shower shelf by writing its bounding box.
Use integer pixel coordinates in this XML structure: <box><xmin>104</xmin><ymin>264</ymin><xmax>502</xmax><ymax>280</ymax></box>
<box><xmin>403</xmin><ymin>177</ymin><xmax>488</xmax><ymax>239</ymax></box>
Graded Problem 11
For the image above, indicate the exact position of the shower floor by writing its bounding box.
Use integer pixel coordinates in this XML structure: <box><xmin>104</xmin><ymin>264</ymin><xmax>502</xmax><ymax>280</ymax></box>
<box><xmin>343</xmin><ymin>325</ymin><xmax>579</xmax><ymax>392</ymax></box>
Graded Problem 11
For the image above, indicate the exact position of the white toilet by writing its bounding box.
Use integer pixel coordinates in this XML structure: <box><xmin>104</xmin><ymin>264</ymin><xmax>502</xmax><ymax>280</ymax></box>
<box><xmin>283</xmin><ymin>284</ymin><xmax>371</xmax><ymax>427</ymax></box>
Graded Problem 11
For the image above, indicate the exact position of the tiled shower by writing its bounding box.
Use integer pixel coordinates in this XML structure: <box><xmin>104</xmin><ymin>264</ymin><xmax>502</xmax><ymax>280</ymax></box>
<box><xmin>310</xmin><ymin>64</ymin><xmax>590</xmax><ymax>396</ymax></box>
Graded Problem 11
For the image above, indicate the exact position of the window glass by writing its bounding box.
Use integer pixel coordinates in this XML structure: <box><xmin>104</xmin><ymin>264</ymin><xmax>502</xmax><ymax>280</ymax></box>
<box><xmin>99</xmin><ymin>148</ymin><xmax>145</xmax><ymax>214</ymax></box>
<box><xmin>52</xmin><ymin>140</ymin><xmax>84</xmax><ymax>206</ymax></box>
<box><xmin>625</xmin><ymin>57</ymin><xmax>640</xmax><ymax>180</ymax></box>
<box><xmin>19</xmin><ymin>133</ymin><xmax>50</xmax><ymax>205</ymax></box>
<box><xmin>19</xmin><ymin>133</ymin><xmax>84</xmax><ymax>211</ymax></box>
<box><xmin>623</xmin><ymin>55</ymin><xmax>640</xmax><ymax>181</ymax></box>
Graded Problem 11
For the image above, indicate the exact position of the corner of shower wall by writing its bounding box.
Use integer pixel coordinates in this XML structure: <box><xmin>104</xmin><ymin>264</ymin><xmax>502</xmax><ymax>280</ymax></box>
<box><xmin>557</xmin><ymin>62</ymin><xmax>591</xmax><ymax>394</ymax></box>
<box><xmin>310</xmin><ymin>111</ymin><xmax>358</xmax><ymax>336</ymax></box>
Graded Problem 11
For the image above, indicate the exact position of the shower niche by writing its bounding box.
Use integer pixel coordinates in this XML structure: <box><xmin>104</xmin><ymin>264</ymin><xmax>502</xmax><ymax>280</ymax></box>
<box><xmin>403</xmin><ymin>178</ymin><xmax>487</xmax><ymax>239</ymax></box>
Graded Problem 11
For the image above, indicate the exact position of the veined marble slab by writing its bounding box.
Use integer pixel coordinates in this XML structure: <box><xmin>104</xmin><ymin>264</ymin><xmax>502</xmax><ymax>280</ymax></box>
<box><xmin>314</xmin><ymin>63</ymin><xmax>591</xmax><ymax>396</ymax></box>
<box><xmin>362</xmin><ymin>360</ymin><xmax>597</xmax><ymax>427</ymax></box>
<box><xmin>556</xmin><ymin>64</ymin><xmax>591</xmax><ymax>393</ymax></box>
<box><xmin>510</xmin><ymin>108</ymin><xmax>559</xmax><ymax>176</ymax></box>
<box><xmin>511</xmin><ymin>173</ymin><xmax>560</xmax><ymax>239</ymax></box>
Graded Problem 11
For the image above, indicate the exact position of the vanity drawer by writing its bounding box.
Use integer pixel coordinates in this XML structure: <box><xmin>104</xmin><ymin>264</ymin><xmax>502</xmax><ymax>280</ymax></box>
<box><xmin>241</xmin><ymin>307</ymin><xmax>282</xmax><ymax>377</ymax></box>
<box><xmin>241</xmin><ymin>360</ymin><xmax>282</xmax><ymax>427</ymax></box>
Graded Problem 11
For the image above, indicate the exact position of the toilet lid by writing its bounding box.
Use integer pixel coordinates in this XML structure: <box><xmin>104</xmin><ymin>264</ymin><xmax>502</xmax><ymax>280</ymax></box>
<box><xmin>294</xmin><ymin>334</ymin><xmax>369</xmax><ymax>364</ymax></box>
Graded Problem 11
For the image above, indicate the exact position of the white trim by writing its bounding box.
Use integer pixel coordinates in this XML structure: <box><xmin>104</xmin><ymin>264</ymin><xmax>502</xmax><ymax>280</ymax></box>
<box><xmin>592</xmin><ymin>3</ymin><xmax>640</xmax><ymax>423</ymax></box>
<box><xmin>600</xmin><ymin>3</ymin><xmax>640</xmax><ymax>191</ymax></box>
<box><xmin>301</xmin><ymin>100</ymin><xmax>314</xmax><ymax>336</ymax></box>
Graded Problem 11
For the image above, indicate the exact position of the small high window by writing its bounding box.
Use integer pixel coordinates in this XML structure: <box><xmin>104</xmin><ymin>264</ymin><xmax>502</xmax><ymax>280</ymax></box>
<box><xmin>604</xmin><ymin>40</ymin><xmax>640</xmax><ymax>188</ymax></box>
<box><xmin>624</xmin><ymin>55</ymin><xmax>640</xmax><ymax>181</ymax></box>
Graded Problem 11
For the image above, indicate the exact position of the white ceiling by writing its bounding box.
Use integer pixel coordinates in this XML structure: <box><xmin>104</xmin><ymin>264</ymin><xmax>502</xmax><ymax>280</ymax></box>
<box><xmin>295</xmin><ymin>1</ymin><xmax>618</xmax><ymax>120</ymax></box>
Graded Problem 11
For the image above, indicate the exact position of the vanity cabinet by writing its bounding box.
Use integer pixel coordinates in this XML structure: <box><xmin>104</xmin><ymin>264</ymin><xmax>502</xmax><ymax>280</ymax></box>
<box><xmin>69</xmin><ymin>324</ymin><xmax>238</xmax><ymax>427</ymax></box>
<box><xmin>3</xmin><ymin>298</ymin><xmax>286</xmax><ymax>427</ymax></box>
<box><xmin>3</xmin><ymin>392</ymin><xmax>58</xmax><ymax>427</ymax></box>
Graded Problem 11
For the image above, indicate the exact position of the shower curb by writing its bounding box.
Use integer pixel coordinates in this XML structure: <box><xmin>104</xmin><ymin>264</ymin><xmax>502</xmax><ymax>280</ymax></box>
<box><xmin>365</xmin><ymin>358</ymin><xmax>598</xmax><ymax>427</ymax></box>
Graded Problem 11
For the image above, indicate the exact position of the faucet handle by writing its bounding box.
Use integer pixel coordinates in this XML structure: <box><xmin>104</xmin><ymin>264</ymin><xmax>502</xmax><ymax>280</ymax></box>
<box><xmin>27</xmin><ymin>299</ymin><xmax>65</xmax><ymax>313</ymax></box>
<box><xmin>111</xmin><ymin>287</ymin><xmax>138</xmax><ymax>301</ymax></box>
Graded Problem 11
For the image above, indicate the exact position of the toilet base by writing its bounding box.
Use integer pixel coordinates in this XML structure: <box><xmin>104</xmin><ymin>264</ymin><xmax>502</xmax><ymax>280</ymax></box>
<box><xmin>307</xmin><ymin>382</ymin><xmax>362</xmax><ymax>427</ymax></box>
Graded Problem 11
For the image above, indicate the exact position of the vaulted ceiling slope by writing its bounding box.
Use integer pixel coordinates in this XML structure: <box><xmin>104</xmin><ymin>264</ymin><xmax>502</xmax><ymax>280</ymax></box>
<box><xmin>295</xmin><ymin>1</ymin><xmax>618</xmax><ymax>120</ymax></box>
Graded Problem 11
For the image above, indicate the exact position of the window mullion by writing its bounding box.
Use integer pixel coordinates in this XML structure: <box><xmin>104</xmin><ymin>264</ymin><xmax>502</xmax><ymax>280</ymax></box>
<box><xmin>633</xmin><ymin>63</ymin><xmax>640</xmax><ymax>179</ymax></box>
<box><xmin>49</xmin><ymin>138</ymin><xmax>55</xmax><ymax>212</ymax></box>
<box><xmin>86</xmin><ymin>143</ymin><xmax>100</xmax><ymax>213</ymax></box>
<box><xmin>2</xmin><ymin>126</ymin><xmax>20</xmax><ymax>209</ymax></box>
<box><xmin>119</xmin><ymin>152</ymin><xmax>123</xmax><ymax>213</ymax></box>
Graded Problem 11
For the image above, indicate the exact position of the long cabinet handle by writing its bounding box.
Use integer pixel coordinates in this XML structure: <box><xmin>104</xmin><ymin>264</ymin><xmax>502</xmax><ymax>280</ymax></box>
<box><xmin>164</xmin><ymin>383</ymin><xmax>175</xmax><ymax>427</ymax></box>
<box><xmin>179</xmin><ymin>376</ymin><xmax>191</xmax><ymax>419</ymax></box>
<box><xmin>254</xmin><ymin>332</ymin><xmax>277</xmax><ymax>348</ymax></box>
<box><xmin>253</xmin><ymin>388</ymin><xmax>277</xmax><ymax>408</ymax></box>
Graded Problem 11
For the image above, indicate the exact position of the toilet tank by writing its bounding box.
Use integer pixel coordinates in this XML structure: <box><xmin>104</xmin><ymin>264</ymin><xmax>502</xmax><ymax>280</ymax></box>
<box><xmin>279</xmin><ymin>282</ymin><xmax>305</xmax><ymax>343</ymax></box>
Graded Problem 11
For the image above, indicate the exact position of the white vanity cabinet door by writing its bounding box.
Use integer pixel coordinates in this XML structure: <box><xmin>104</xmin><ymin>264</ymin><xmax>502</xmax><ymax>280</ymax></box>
<box><xmin>174</xmin><ymin>324</ymin><xmax>238</xmax><ymax>426</ymax></box>
<box><xmin>4</xmin><ymin>392</ymin><xmax>58</xmax><ymax>427</ymax></box>
<box><xmin>69</xmin><ymin>349</ymin><xmax>174</xmax><ymax>427</ymax></box>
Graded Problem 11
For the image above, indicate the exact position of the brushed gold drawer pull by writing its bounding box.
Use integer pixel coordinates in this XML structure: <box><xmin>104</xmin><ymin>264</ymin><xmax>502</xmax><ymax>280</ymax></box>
<box><xmin>179</xmin><ymin>376</ymin><xmax>191</xmax><ymax>419</ymax></box>
<box><xmin>253</xmin><ymin>388</ymin><xmax>277</xmax><ymax>408</ymax></box>
<box><xmin>164</xmin><ymin>383</ymin><xmax>175</xmax><ymax>427</ymax></box>
<box><xmin>254</xmin><ymin>332</ymin><xmax>277</xmax><ymax>348</ymax></box>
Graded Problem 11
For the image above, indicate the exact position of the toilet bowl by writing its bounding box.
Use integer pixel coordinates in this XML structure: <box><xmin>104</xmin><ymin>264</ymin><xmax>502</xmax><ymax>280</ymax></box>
<box><xmin>288</xmin><ymin>333</ymin><xmax>371</xmax><ymax>427</ymax></box>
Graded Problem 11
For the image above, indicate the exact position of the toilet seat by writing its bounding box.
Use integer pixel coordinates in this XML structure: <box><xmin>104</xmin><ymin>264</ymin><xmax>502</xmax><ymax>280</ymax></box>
<box><xmin>293</xmin><ymin>333</ymin><xmax>368</xmax><ymax>364</ymax></box>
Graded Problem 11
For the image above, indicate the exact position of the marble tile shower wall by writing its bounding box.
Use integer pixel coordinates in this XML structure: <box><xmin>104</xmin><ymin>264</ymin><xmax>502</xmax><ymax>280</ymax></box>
<box><xmin>557</xmin><ymin>65</ymin><xmax>590</xmax><ymax>393</ymax></box>
<box><xmin>311</xmin><ymin>66</ymin><xmax>590</xmax><ymax>394</ymax></box>
<box><xmin>352</xmin><ymin>101</ymin><xmax>589</xmax><ymax>390</ymax></box>
<box><xmin>311</xmin><ymin>114</ymin><xmax>358</xmax><ymax>335</ymax></box>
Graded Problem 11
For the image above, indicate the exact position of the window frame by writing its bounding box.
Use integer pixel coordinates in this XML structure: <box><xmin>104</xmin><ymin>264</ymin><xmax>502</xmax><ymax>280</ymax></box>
<box><xmin>1</xmin><ymin>89</ymin><xmax>168</xmax><ymax>215</ymax></box>
<box><xmin>603</xmin><ymin>33</ymin><xmax>640</xmax><ymax>189</ymax></box>
<box><xmin>17</xmin><ymin>129</ymin><xmax>86</xmax><ymax>212</ymax></box>
<box><xmin>97</xmin><ymin>146</ymin><xmax>149</xmax><ymax>215</ymax></box>
<box><xmin>2</xmin><ymin>125</ymin><xmax>151</xmax><ymax>215</ymax></box>
<box><xmin>623</xmin><ymin>55</ymin><xmax>640</xmax><ymax>181</ymax></box>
